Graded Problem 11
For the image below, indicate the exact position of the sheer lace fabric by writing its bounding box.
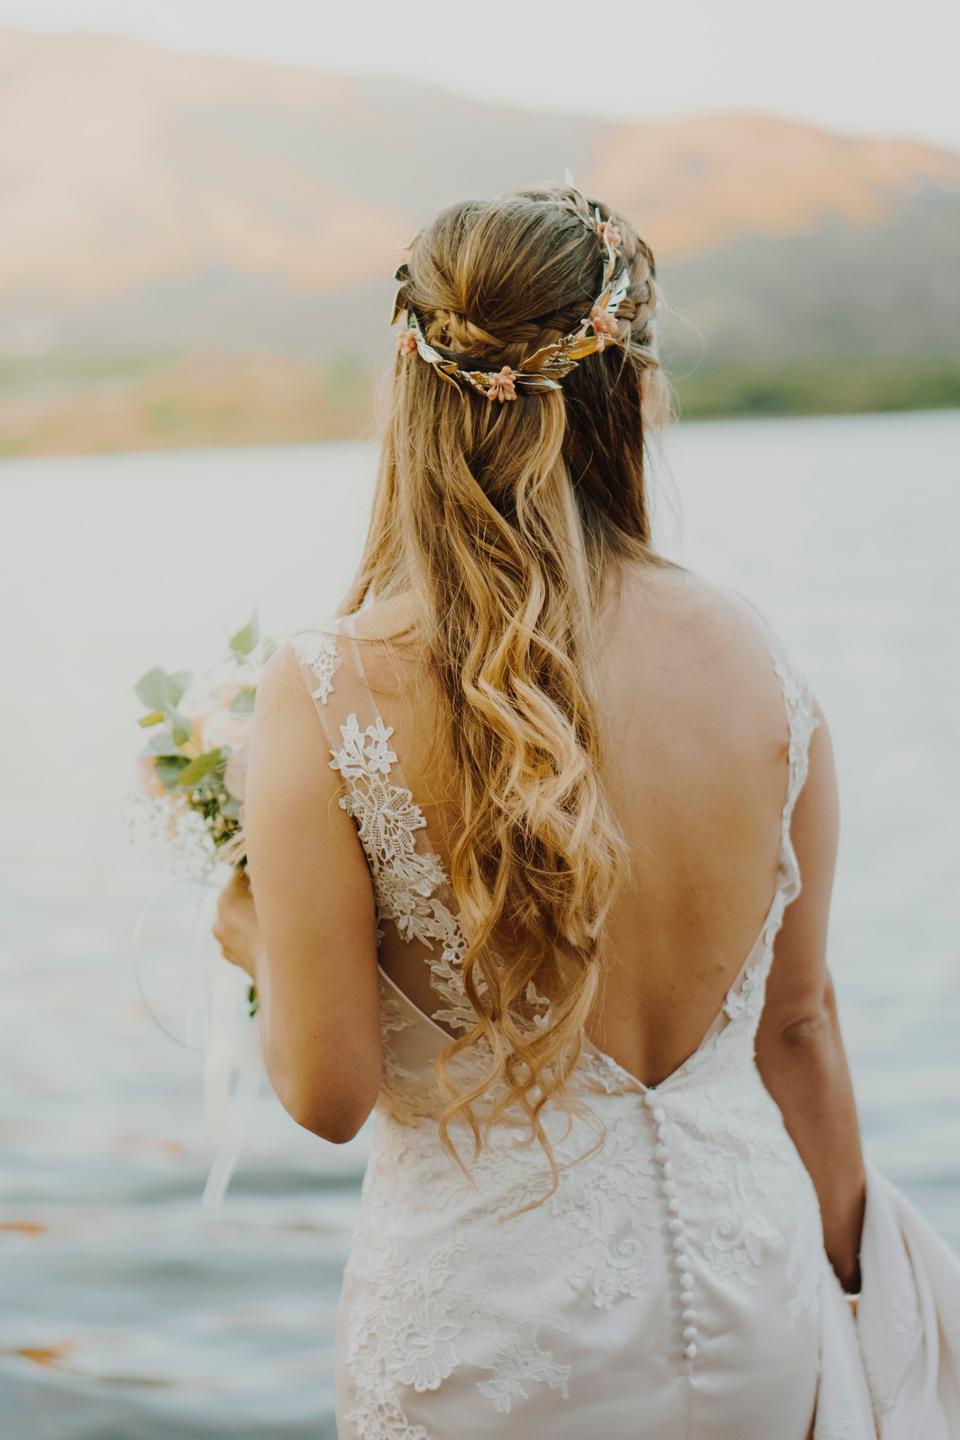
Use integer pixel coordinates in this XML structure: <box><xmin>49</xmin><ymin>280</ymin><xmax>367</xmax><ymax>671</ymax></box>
<box><xmin>285</xmin><ymin>611</ymin><xmax>960</xmax><ymax>1440</ymax></box>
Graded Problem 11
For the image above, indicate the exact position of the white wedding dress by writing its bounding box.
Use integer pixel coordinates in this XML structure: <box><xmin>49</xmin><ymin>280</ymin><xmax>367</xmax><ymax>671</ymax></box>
<box><xmin>273</xmin><ymin>611</ymin><xmax>960</xmax><ymax>1440</ymax></box>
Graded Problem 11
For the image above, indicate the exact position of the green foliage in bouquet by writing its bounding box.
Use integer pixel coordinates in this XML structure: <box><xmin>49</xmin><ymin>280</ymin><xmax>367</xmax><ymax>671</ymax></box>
<box><xmin>133</xmin><ymin>611</ymin><xmax>273</xmax><ymax>1016</ymax></box>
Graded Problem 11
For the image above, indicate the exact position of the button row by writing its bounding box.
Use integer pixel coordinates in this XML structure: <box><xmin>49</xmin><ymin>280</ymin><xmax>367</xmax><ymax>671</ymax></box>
<box><xmin>643</xmin><ymin>1090</ymin><xmax>699</xmax><ymax>1362</ymax></box>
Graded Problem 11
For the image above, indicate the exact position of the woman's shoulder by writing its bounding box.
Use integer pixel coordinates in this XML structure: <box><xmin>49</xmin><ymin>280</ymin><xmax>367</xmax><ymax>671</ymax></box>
<box><xmin>615</xmin><ymin>558</ymin><xmax>783</xmax><ymax>661</ymax></box>
<box><xmin>612</xmin><ymin>559</ymin><xmax>824</xmax><ymax>740</ymax></box>
<box><xmin>277</xmin><ymin>594</ymin><xmax>426</xmax><ymax>713</ymax></box>
<box><xmin>285</xmin><ymin>593</ymin><xmax>417</xmax><ymax>647</ymax></box>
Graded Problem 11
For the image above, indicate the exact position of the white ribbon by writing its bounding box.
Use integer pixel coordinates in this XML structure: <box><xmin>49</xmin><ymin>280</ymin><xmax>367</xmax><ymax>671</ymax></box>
<box><xmin>133</xmin><ymin>877</ymin><xmax>264</xmax><ymax>1209</ymax></box>
<box><xmin>200</xmin><ymin>939</ymin><xmax>264</xmax><ymax>1209</ymax></box>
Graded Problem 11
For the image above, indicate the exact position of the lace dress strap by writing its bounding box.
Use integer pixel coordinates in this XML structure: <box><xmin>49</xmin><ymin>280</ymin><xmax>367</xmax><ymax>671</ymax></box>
<box><xmin>286</xmin><ymin>615</ymin><xmax>477</xmax><ymax>1037</ymax></box>
<box><xmin>670</xmin><ymin>593</ymin><xmax>824</xmax><ymax>1067</ymax></box>
<box><xmin>286</xmin><ymin>612</ymin><xmax>363</xmax><ymax>756</ymax></box>
<box><xmin>733</xmin><ymin>591</ymin><xmax>821</xmax><ymax>908</ymax></box>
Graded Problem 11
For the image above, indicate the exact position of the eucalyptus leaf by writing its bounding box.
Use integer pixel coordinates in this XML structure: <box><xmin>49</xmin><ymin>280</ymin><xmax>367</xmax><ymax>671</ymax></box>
<box><xmin>148</xmin><ymin>730</ymin><xmax>183</xmax><ymax>757</ymax></box>
<box><xmin>229</xmin><ymin>611</ymin><xmax>259</xmax><ymax>657</ymax></box>
<box><xmin>138</xmin><ymin>709</ymin><xmax>165</xmax><ymax>728</ymax></box>
<box><xmin>176</xmin><ymin>748</ymin><xmax>223</xmax><ymax>789</ymax></box>
<box><xmin>155</xmin><ymin>755</ymin><xmax>190</xmax><ymax>790</ymax></box>
<box><xmin>134</xmin><ymin>666</ymin><xmax>189</xmax><ymax>711</ymax></box>
<box><xmin>134</xmin><ymin>667</ymin><xmax>170</xmax><ymax>711</ymax></box>
<box><xmin>166</xmin><ymin>706</ymin><xmax>191</xmax><ymax>746</ymax></box>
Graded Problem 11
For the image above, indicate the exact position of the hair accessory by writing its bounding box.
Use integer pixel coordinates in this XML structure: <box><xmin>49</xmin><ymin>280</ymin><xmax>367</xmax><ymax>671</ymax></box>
<box><xmin>588</xmin><ymin>304</ymin><xmax>620</xmax><ymax>348</ymax></box>
<box><xmin>597</xmin><ymin>220</ymin><xmax>623</xmax><ymax>252</ymax></box>
<box><xmin>485</xmin><ymin>366</ymin><xmax>517</xmax><ymax>403</ymax></box>
<box><xmin>389</xmin><ymin>176</ymin><xmax>635</xmax><ymax>402</ymax></box>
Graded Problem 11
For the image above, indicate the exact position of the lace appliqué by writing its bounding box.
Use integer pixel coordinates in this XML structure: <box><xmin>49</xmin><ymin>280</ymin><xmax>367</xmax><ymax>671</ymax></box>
<box><xmin>343</xmin><ymin>1100</ymin><xmax>660</xmax><ymax>1435</ymax></box>
<box><xmin>487</xmin><ymin>1107</ymin><xmax>661</xmax><ymax>1310</ymax></box>
<box><xmin>343</xmin><ymin>1236</ymin><xmax>467</xmax><ymax>1440</ymax></box>
<box><xmin>672</xmin><ymin>1079</ymin><xmax>823</xmax><ymax>1327</ymax></box>
<box><xmin>764</xmin><ymin>632</ymin><xmax>821</xmax><ymax>907</ymax></box>
<box><xmin>328</xmin><ymin>712</ymin><xmax>477</xmax><ymax>1034</ymax></box>
<box><xmin>289</xmin><ymin>628</ymin><xmax>341</xmax><ymax>704</ymax></box>
<box><xmin>290</xmin><ymin>626</ymin><xmax>475</xmax><ymax>1035</ymax></box>
<box><xmin>379</xmin><ymin>984</ymin><xmax>415</xmax><ymax>1040</ymax></box>
<box><xmin>344</xmin><ymin>1127</ymin><xmax>579</xmax><ymax>1436</ymax></box>
<box><xmin>721</xmin><ymin>951</ymin><xmax>770</xmax><ymax>1028</ymax></box>
<box><xmin>550</xmin><ymin>1125</ymin><xmax>658</xmax><ymax>1310</ymax></box>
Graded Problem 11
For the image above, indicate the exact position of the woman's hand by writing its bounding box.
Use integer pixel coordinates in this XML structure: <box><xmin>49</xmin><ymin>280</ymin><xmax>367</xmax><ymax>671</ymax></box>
<box><xmin>213</xmin><ymin>867</ymin><xmax>264</xmax><ymax>980</ymax></box>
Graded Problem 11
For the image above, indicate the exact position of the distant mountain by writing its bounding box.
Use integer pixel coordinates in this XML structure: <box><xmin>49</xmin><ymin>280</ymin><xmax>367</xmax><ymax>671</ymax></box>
<box><xmin>1</xmin><ymin>25</ymin><xmax>958</xmax><ymax>453</ymax></box>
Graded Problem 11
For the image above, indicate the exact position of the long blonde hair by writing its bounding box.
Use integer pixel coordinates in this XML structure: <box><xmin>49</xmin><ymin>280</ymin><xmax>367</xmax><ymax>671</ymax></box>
<box><xmin>341</xmin><ymin>185</ymin><xmax>672</xmax><ymax>1193</ymax></box>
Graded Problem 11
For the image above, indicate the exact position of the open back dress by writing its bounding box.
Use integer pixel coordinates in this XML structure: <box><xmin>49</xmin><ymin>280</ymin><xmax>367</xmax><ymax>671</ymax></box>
<box><xmin>280</xmin><ymin>606</ymin><xmax>960</xmax><ymax>1440</ymax></box>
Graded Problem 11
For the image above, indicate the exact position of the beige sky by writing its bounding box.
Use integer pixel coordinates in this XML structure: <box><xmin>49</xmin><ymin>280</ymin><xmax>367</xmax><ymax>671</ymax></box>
<box><xmin>2</xmin><ymin>0</ymin><xmax>958</xmax><ymax>150</ymax></box>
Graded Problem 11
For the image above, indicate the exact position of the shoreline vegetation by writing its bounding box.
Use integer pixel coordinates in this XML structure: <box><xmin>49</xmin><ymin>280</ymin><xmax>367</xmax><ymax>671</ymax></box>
<box><xmin>2</xmin><ymin>350</ymin><xmax>959</xmax><ymax>459</ymax></box>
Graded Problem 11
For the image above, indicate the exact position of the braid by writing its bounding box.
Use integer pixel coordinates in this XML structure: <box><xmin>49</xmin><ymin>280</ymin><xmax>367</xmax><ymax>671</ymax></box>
<box><xmin>425</xmin><ymin>309</ymin><xmax>509</xmax><ymax>360</ymax></box>
<box><xmin>609</xmin><ymin>225</ymin><xmax>658</xmax><ymax>358</ymax></box>
<box><xmin>399</xmin><ymin>187</ymin><xmax>662</xmax><ymax>396</ymax></box>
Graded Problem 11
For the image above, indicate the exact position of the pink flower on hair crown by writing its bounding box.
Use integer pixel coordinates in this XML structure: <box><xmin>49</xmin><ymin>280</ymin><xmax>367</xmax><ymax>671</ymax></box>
<box><xmin>397</xmin><ymin>329</ymin><xmax>418</xmax><ymax>356</ymax></box>
<box><xmin>589</xmin><ymin>304</ymin><xmax>620</xmax><ymax>350</ymax></box>
<box><xmin>485</xmin><ymin>366</ymin><xmax>517</xmax><ymax>402</ymax></box>
<box><xmin>597</xmin><ymin>220</ymin><xmax>623</xmax><ymax>253</ymax></box>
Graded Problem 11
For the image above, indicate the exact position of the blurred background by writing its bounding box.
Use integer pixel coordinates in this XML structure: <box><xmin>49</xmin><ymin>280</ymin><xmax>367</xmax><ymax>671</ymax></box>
<box><xmin>1</xmin><ymin>2</ymin><xmax>958</xmax><ymax>1436</ymax></box>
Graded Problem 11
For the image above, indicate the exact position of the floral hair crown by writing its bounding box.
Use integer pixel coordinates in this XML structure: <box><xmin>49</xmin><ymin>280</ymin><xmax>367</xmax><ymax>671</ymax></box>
<box><xmin>389</xmin><ymin>176</ymin><xmax>633</xmax><ymax>404</ymax></box>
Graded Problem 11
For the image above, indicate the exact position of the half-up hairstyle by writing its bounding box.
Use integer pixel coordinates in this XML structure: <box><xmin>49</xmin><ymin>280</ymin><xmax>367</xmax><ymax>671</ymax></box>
<box><xmin>340</xmin><ymin>184</ymin><xmax>673</xmax><ymax>1203</ymax></box>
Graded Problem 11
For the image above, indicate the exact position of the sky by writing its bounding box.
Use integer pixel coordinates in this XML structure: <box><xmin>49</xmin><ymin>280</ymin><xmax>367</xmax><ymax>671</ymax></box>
<box><xmin>1</xmin><ymin>0</ymin><xmax>959</xmax><ymax>150</ymax></box>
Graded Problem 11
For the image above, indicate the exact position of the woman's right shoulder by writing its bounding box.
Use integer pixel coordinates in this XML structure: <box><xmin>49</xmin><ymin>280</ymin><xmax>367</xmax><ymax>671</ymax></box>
<box><xmin>616</xmin><ymin>559</ymin><xmax>827</xmax><ymax>741</ymax></box>
<box><xmin>618</xmin><ymin>559</ymin><xmax>783</xmax><ymax>663</ymax></box>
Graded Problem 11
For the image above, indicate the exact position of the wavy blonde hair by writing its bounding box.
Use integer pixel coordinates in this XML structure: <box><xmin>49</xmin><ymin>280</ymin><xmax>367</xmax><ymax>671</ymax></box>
<box><xmin>340</xmin><ymin>185</ymin><xmax>672</xmax><ymax>1200</ymax></box>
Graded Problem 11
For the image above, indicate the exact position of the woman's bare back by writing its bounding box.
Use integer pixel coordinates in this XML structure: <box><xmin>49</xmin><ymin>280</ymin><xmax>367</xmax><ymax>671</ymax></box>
<box><xmin>346</xmin><ymin>561</ymin><xmax>794</xmax><ymax>1086</ymax></box>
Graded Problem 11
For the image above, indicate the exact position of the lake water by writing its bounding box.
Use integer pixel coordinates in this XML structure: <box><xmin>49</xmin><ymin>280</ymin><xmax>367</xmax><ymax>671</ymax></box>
<box><xmin>1</xmin><ymin>410</ymin><xmax>959</xmax><ymax>1438</ymax></box>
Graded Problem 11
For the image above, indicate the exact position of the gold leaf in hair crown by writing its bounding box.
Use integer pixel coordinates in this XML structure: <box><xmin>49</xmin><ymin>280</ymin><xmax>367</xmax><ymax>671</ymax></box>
<box><xmin>389</xmin><ymin>176</ymin><xmax>633</xmax><ymax>402</ymax></box>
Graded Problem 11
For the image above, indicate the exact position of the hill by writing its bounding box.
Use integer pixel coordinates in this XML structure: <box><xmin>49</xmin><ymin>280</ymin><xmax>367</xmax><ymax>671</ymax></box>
<box><xmin>1</xmin><ymin>26</ymin><xmax>958</xmax><ymax>454</ymax></box>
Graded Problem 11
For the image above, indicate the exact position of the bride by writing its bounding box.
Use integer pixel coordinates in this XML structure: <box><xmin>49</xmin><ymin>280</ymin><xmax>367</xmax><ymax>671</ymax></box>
<box><xmin>212</xmin><ymin>183</ymin><xmax>960</xmax><ymax>1438</ymax></box>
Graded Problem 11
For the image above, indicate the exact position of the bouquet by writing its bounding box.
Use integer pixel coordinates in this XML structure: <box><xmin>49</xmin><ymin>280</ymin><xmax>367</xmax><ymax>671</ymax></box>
<box><xmin>128</xmin><ymin>611</ymin><xmax>276</xmax><ymax>1208</ymax></box>
<box><xmin>130</xmin><ymin>611</ymin><xmax>272</xmax><ymax>1014</ymax></box>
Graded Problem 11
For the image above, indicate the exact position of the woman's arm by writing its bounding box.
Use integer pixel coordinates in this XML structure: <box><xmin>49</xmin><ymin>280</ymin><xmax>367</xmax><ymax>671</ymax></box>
<box><xmin>236</xmin><ymin>642</ymin><xmax>383</xmax><ymax>1142</ymax></box>
<box><xmin>755</xmin><ymin>697</ymin><xmax>866</xmax><ymax>1293</ymax></box>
